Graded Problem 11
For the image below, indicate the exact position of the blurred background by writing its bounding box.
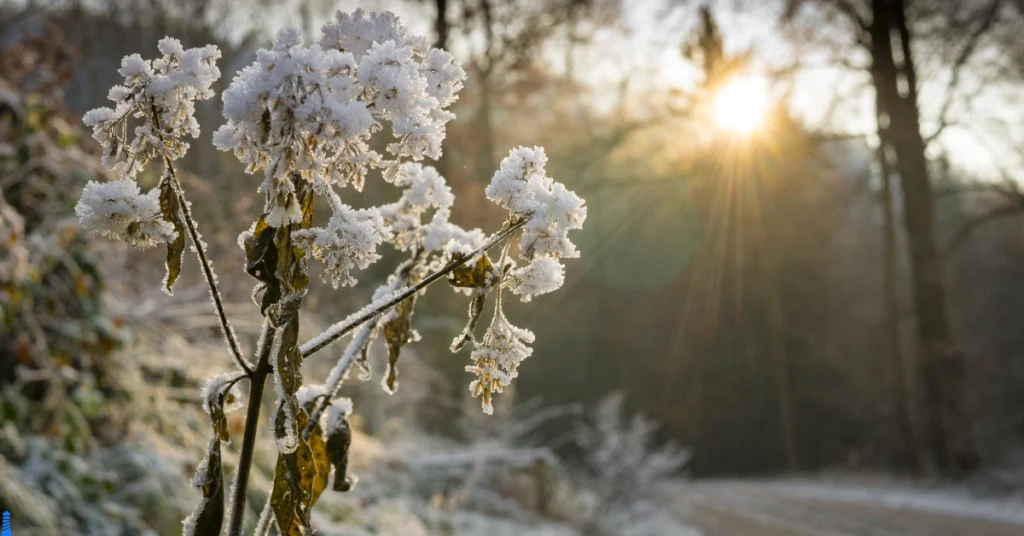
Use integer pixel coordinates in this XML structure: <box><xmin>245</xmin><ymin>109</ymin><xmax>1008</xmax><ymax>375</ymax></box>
<box><xmin>3</xmin><ymin>0</ymin><xmax>1024</xmax><ymax>534</ymax></box>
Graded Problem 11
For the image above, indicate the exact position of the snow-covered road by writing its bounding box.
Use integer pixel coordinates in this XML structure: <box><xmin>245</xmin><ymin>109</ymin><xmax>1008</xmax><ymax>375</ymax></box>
<box><xmin>665</xmin><ymin>481</ymin><xmax>1024</xmax><ymax>535</ymax></box>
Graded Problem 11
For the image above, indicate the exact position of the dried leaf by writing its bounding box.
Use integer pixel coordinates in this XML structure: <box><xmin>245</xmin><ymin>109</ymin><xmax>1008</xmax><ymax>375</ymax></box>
<box><xmin>325</xmin><ymin>410</ymin><xmax>354</xmax><ymax>492</ymax></box>
<box><xmin>242</xmin><ymin>216</ymin><xmax>279</xmax><ymax>314</ymax></box>
<box><xmin>243</xmin><ymin>176</ymin><xmax>315</xmax><ymax>319</ymax></box>
<box><xmin>182</xmin><ymin>439</ymin><xmax>224</xmax><ymax>536</ymax></box>
<box><xmin>271</xmin><ymin>410</ymin><xmax>329</xmax><ymax>536</ymax></box>
<box><xmin>448</xmin><ymin>253</ymin><xmax>497</xmax><ymax>289</ymax></box>
<box><xmin>382</xmin><ymin>295</ymin><xmax>417</xmax><ymax>393</ymax></box>
<box><xmin>159</xmin><ymin>174</ymin><xmax>186</xmax><ymax>295</ymax></box>
<box><xmin>450</xmin><ymin>293</ymin><xmax>487</xmax><ymax>352</ymax></box>
<box><xmin>275</xmin><ymin>314</ymin><xmax>302</xmax><ymax>395</ymax></box>
<box><xmin>355</xmin><ymin>326</ymin><xmax>376</xmax><ymax>381</ymax></box>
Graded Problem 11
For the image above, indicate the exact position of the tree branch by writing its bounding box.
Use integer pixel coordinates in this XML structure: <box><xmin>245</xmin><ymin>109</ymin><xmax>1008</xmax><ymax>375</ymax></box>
<box><xmin>943</xmin><ymin>203</ymin><xmax>1024</xmax><ymax>256</ymax></box>
<box><xmin>298</xmin><ymin>218</ymin><xmax>527</xmax><ymax>359</ymax></box>
<box><xmin>924</xmin><ymin>0</ymin><xmax>1003</xmax><ymax>148</ymax></box>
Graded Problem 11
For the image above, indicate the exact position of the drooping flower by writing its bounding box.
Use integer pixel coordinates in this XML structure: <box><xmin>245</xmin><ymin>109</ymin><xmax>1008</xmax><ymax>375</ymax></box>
<box><xmin>466</xmin><ymin>309</ymin><xmax>535</xmax><ymax>413</ymax></box>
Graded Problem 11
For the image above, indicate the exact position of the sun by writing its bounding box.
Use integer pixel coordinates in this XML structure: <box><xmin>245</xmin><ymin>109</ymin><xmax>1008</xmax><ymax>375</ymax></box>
<box><xmin>712</xmin><ymin>75</ymin><xmax>770</xmax><ymax>134</ymax></box>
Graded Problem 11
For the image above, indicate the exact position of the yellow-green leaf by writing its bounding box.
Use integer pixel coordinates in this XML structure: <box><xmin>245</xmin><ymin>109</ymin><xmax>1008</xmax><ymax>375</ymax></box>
<box><xmin>448</xmin><ymin>254</ymin><xmax>496</xmax><ymax>289</ymax></box>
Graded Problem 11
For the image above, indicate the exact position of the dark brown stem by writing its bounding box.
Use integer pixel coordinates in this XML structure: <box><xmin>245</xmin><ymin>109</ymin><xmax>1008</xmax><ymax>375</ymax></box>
<box><xmin>164</xmin><ymin>159</ymin><xmax>253</xmax><ymax>374</ymax></box>
<box><xmin>299</xmin><ymin>218</ymin><xmax>526</xmax><ymax>359</ymax></box>
<box><xmin>225</xmin><ymin>321</ymin><xmax>275</xmax><ymax>536</ymax></box>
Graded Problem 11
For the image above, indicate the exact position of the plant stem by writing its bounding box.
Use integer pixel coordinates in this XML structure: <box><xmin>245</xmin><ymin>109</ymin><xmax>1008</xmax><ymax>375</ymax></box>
<box><xmin>226</xmin><ymin>321</ymin><xmax>276</xmax><ymax>536</ymax></box>
<box><xmin>299</xmin><ymin>218</ymin><xmax>526</xmax><ymax>359</ymax></box>
<box><xmin>165</xmin><ymin>159</ymin><xmax>253</xmax><ymax>374</ymax></box>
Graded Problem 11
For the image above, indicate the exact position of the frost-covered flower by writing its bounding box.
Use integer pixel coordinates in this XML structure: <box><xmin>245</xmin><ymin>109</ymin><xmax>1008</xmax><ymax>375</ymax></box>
<box><xmin>320</xmin><ymin>9</ymin><xmax>426</xmax><ymax>59</ymax></box>
<box><xmin>75</xmin><ymin>179</ymin><xmax>176</xmax><ymax>247</ymax></box>
<box><xmin>215</xmin><ymin>13</ymin><xmax>466</xmax><ymax>228</ymax></box>
<box><xmin>83</xmin><ymin>38</ymin><xmax>221</xmax><ymax>176</ymax></box>
<box><xmin>486</xmin><ymin>146</ymin><xmax>586</xmax><ymax>299</ymax></box>
<box><xmin>293</xmin><ymin>202</ymin><xmax>390</xmax><ymax>288</ymax></box>
<box><xmin>379</xmin><ymin>163</ymin><xmax>458</xmax><ymax>251</ymax></box>
<box><xmin>214</xmin><ymin>28</ymin><xmax>376</xmax><ymax>213</ymax></box>
<box><xmin>466</xmin><ymin>310</ymin><xmax>535</xmax><ymax>414</ymax></box>
<box><xmin>508</xmin><ymin>256</ymin><xmax>565</xmax><ymax>302</ymax></box>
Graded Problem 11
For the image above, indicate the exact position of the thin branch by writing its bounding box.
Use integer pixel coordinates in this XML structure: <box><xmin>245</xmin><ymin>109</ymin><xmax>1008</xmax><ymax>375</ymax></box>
<box><xmin>225</xmin><ymin>320</ymin><xmax>276</xmax><ymax>536</ymax></box>
<box><xmin>943</xmin><ymin>203</ymin><xmax>1024</xmax><ymax>257</ymax></box>
<box><xmin>299</xmin><ymin>218</ymin><xmax>527</xmax><ymax>359</ymax></box>
<box><xmin>303</xmin><ymin>315</ymin><xmax>381</xmax><ymax>440</ymax></box>
<box><xmin>164</xmin><ymin>159</ymin><xmax>253</xmax><ymax>375</ymax></box>
<box><xmin>924</xmin><ymin>0</ymin><xmax>1003</xmax><ymax>148</ymax></box>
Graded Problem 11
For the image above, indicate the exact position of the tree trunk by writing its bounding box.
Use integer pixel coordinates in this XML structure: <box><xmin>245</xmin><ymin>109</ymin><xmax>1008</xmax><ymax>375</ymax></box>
<box><xmin>877</xmin><ymin>137</ymin><xmax>926</xmax><ymax>472</ymax></box>
<box><xmin>434</xmin><ymin>0</ymin><xmax>449</xmax><ymax>50</ymax></box>
<box><xmin>869</xmin><ymin>0</ymin><xmax>976</xmax><ymax>475</ymax></box>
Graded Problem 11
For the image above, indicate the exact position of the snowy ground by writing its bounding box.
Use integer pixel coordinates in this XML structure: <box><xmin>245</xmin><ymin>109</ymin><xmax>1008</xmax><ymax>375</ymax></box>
<box><xmin>664</xmin><ymin>479</ymin><xmax>1024</xmax><ymax>535</ymax></box>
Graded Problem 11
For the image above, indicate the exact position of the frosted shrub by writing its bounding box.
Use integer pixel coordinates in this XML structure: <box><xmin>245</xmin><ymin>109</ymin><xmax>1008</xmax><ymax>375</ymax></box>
<box><xmin>74</xmin><ymin>9</ymin><xmax>586</xmax><ymax>536</ymax></box>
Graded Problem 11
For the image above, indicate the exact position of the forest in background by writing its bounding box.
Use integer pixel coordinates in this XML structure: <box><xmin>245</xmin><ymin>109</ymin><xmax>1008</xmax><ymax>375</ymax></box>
<box><xmin>3</xmin><ymin>0</ymin><xmax>1024</xmax><ymax>504</ymax></box>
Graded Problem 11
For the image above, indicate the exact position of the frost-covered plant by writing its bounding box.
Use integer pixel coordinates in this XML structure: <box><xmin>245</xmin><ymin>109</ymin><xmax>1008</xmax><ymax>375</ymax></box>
<box><xmin>74</xmin><ymin>9</ymin><xmax>586</xmax><ymax>536</ymax></box>
<box><xmin>576</xmin><ymin>393</ymin><xmax>689</xmax><ymax>534</ymax></box>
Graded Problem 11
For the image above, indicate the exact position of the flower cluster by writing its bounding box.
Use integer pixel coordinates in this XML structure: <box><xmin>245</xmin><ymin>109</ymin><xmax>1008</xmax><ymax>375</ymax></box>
<box><xmin>466</xmin><ymin>310</ymin><xmax>536</xmax><ymax>414</ymax></box>
<box><xmin>76</xmin><ymin>39</ymin><xmax>220</xmax><ymax>249</ymax></box>
<box><xmin>214</xmin><ymin>9</ymin><xmax>466</xmax><ymax>287</ymax></box>
<box><xmin>75</xmin><ymin>179</ymin><xmax>176</xmax><ymax>247</ymax></box>
<box><xmin>486</xmin><ymin>146</ymin><xmax>586</xmax><ymax>300</ymax></box>
<box><xmin>292</xmin><ymin>198</ymin><xmax>390</xmax><ymax>288</ymax></box>
<box><xmin>83</xmin><ymin>38</ymin><xmax>221</xmax><ymax>176</ymax></box>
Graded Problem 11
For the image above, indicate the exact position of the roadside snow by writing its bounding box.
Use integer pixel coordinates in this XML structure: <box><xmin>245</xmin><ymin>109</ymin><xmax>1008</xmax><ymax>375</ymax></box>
<box><xmin>762</xmin><ymin>480</ymin><xmax>1024</xmax><ymax>526</ymax></box>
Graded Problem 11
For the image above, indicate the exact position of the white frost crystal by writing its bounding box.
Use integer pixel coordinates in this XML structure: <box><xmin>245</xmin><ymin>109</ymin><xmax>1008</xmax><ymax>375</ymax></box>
<box><xmin>75</xmin><ymin>179</ymin><xmax>176</xmax><ymax>247</ymax></box>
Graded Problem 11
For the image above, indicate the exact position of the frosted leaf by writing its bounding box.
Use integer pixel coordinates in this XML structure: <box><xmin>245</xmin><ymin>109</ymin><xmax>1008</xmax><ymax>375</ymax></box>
<box><xmin>200</xmin><ymin>372</ymin><xmax>244</xmax><ymax>418</ymax></box>
<box><xmin>75</xmin><ymin>179</ymin><xmax>176</xmax><ymax>247</ymax></box>
<box><xmin>508</xmin><ymin>256</ymin><xmax>565</xmax><ymax>302</ymax></box>
<box><xmin>296</xmin><ymin>384</ymin><xmax>328</xmax><ymax>409</ymax></box>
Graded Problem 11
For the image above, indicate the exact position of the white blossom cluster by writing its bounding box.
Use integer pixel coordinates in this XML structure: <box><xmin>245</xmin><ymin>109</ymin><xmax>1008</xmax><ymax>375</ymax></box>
<box><xmin>466</xmin><ymin>310</ymin><xmax>536</xmax><ymax>415</ymax></box>
<box><xmin>82</xmin><ymin>38</ymin><xmax>221</xmax><ymax>176</ymax></box>
<box><xmin>378</xmin><ymin>162</ymin><xmax>485</xmax><ymax>258</ymax></box>
<box><xmin>213</xmin><ymin>10</ymin><xmax>467</xmax><ymax>286</ymax></box>
<box><xmin>486</xmin><ymin>146</ymin><xmax>586</xmax><ymax>301</ymax></box>
<box><xmin>76</xmin><ymin>39</ymin><xmax>221</xmax><ymax>248</ymax></box>
<box><xmin>292</xmin><ymin>195</ymin><xmax>390</xmax><ymax>288</ymax></box>
<box><xmin>75</xmin><ymin>179</ymin><xmax>176</xmax><ymax>247</ymax></box>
